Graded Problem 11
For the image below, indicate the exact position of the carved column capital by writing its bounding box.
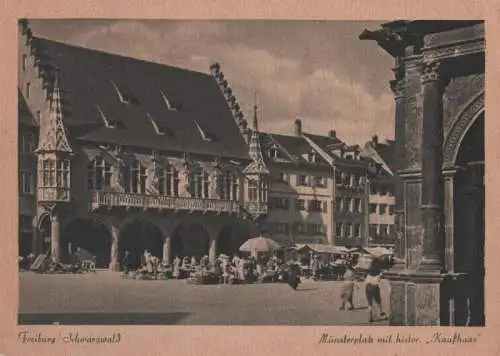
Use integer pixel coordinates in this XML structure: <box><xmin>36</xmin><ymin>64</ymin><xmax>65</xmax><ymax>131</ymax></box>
<box><xmin>390</xmin><ymin>79</ymin><xmax>405</xmax><ymax>99</ymax></box>
<box><xmin>421</xmin><ymin>61</ymin><xmax>442</xmax><ymax>84</ymax></box>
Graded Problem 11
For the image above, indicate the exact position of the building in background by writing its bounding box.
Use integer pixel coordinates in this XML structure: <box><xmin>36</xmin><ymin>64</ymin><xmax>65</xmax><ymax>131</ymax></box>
<box><xmin>361</xmin><ymin>135</ymin><xmax>396</xmax><ymax>246</ymax></box>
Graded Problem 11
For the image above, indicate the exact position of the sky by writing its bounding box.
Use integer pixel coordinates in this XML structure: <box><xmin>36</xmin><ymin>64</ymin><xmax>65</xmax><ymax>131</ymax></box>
<box><xmin>29</xmin><ymin>20</ymin><xmax>396</xmax><ymax>146</ymax></box>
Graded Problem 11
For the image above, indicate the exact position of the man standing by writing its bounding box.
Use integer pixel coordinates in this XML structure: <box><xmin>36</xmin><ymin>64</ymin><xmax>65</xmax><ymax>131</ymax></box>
<box><xmin>364</xmin><ymin>259</ymin><xmax>387</xmax><ymax>323</ymax></box>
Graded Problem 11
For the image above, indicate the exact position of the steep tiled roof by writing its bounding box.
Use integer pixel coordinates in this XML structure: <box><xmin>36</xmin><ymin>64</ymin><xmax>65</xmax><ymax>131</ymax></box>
<box><xmin>28</xmin><ymin>37</ymin><xmax>249</xmax><ymax>160</ymax></box>
<box><xmin>373</xmin><ymin>140</ymin><xmax>396</xmax><ymax>172</ymax></box>
<box><xmin>18</xmin><ymin>89</ymin><xmax>37</xmax><ymax>127</ymax></box>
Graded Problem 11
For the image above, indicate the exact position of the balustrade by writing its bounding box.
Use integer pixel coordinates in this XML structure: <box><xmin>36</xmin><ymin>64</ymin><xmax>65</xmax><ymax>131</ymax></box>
<box><xmin>91</xmin><ymin>191</ymin><xmax>240</xmax><ymax>214</ymax></box>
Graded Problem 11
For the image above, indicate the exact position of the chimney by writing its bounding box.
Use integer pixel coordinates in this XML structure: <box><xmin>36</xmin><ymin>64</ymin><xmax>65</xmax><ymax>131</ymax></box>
<box><xmin>328</xmin><ymin>130</ymin><xmax>336</xmax><ymax>138</ymax></box>
<box><xmin>294</xmin><ymin>119</ymin><xmax>302</xmax><ymax>136</ymax></box>
<box><xmin>372</xmin><ymin>135</ymin><xmax>379</xmax><ymax>146</ymax></box>
<box><xmin>210</xmin><ymin>62</ymin><xmax>221</xmax><ymax>76</ymax></box>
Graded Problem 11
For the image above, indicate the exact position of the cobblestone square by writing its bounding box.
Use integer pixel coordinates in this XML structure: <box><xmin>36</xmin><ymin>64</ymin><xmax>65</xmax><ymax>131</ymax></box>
<box><xmin>19</xmin><ymin>272</ymin><xmax>390</xmax><ymax>325</ymax></box>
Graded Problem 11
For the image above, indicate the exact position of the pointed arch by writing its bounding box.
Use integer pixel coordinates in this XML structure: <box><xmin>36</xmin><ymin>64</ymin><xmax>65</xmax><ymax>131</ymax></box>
<box><xmin>442</xmin><ymin>91</ymin><xmax>484</xmax><ymax>168</ymax></box>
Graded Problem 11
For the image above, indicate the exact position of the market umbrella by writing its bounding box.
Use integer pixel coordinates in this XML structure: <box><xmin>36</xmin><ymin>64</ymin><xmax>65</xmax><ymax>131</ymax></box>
<box><xmin>239</xmin><ymin>236</ymin><xmax>281</xmax><ymax>253</ymax></box>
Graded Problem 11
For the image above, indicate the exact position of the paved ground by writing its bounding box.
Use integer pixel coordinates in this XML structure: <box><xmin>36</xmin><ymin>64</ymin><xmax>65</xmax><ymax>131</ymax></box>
<box><xmin>18</xmin><ymin>271</ymin><xmax>390</xmax><ymax>325</ymax></box>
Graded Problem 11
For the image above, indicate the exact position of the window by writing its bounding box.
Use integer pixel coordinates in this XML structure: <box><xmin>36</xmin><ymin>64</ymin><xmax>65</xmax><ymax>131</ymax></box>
<box><xmin>379</xmin><ymin>204</ymin><xmax>387</xmax><ymax>215</ymax></box>
<box><xmin>369</xmin><ymin>224</ymin><xmax>378</xmax><ymax>238</ymax></box>
<box><xmin>370</xmin><ymin>183</ymin><xmax>377</xmax><ymax>195</ymax></box>
<box><xmin>294</xmin><ymin>222</ymin><xmax>304</xmax><ymax>234</ymax></box>
<box><xmin>22</xmin><ymin>54</ymin><xmax>27</xmax><ymax>71</ymax></box>
<box><xmin>380</xmin><ymin>224</ymin><xmax>389</xmax><ymax>237</ymax></box>
<box><xmin>380</xmin><ymin>184</ymin><xmax>388</xmax><ymax>195</ymax></box>
<box><xmin>308</xmin><ymin>199</ymin><xmax>322</xmax><ymax>212</ymax></box>
<box><xmin>274</xmin><ymin>172</ymin><xmax>288</xmax><ymax>183</ymax></box>
<box><xmin>313</xmin><ymin>176</ymin><xmax>326</xmax><ymax>188</ymax></box>
<box><xmin>354</xmin><ymin>199</ymin><xmax>362</xmax><ymax>213</ymax></box>
<box><xmin>335</xmin><ymin>170</ymin><xmax>342</xmax><ymax>185</ymax></box>
<box><xmin>87</xmin><ymin>157</ymin><xmax>112</xmax><ymax>191</ymax></box>
<box><xmin>295</xmin><ymin>199</ymin><xmax>305</xmax><ymax>212</ymax></box>
<box><xmin>218</xmin><ymin>170</ymin><xmax>237</xmax><ymax>200</ymax></box>
<box><xmin>389</xmin><ymin>205</ymin><xmax>395</xmax><ymax>215</ymax></box>
<box><xmin>57</xmin><ymin>159</ymin><xmax>70</xmax><ymax>188</ymax></box>
<box><xmin>348</xmin><ymin>198</ymin><xmax>355</xmax><ymax>212</ymax></box>
<box><xmin>342</xmin><ymin>173</ymin><xmax>350</xmax><ymax>186</ymax></box>
<box><xmin>190</xmin><ymin>168</ymin><xmax>209</xmax><ymax>198</ymax></box>
<box><xmin>20</xmin><ymin>171</ymin><xmax>35</xmax><ymax>195</ymax></box>
<box><xmin>248</xmin><ymin>180</ymin><xmax>258</xmax><ymax>201</ymax></box>
<box><xmin>158</xmin><ymin>164</ymin><xmax>179</xmax><ymax>197</ymax></box>
<box><xmin>350</xmin><ymin>174</ymin><xmax>357</xmax><ymax>187</ymax></box>
<box><xmin>354</xmin><ymin>223</ymin><xmax>361</xmax><ymax>237</ymax></box>
<box><xmin>345</xmin><ymin>222</ymin><xmax>353</xmax><ymax>238</ymax></box>
<box><xmin>41</xmin><ymin>158</ymin><xmax>70</xmax><ymax>188</ymax></box>
<box><xmin>307</xmin><ymin>223</ymin><xmax>325</xmax><ymax>235</ymax></box>
<box><xmin>322</xmin><ymin>201</ymin><xmax>328</xmax><ymax>213</ymax></box>
<box><xmin>270</xmin><ymin>197</ymin><xmax>289</xmax><ymax>210</ymax></box>
<box><xmin>20</xmin><ymin>132</ymin><xmax>36</xmax><ymax>153</ymax></box>
<box><xmin>336</xmin><ymin>223</ymin><xmax>343</xmax><ymax>237</ymax></box>
<box><xmin>26</xmin><ymin>82</ymin><xmax>30</xmax><ymax>98</ymax></box>
<box><xmin>297</xmin><ymin>175</ymin><xmax>307</xmax><ymax>186</ymax></box>
<box><xmin>335</xmin><ymin>197</ymin><xmax>342</xmax><ymax>212</ymax></box>
<box><xmin>126</xmin><ymin>161</ymin><xmax>147</xmax><ymax>194</ymax></box>
<box><xmin>369</xmin><ymin>204</ymin><xmax>377</xmax><ymax>214</ymax></box>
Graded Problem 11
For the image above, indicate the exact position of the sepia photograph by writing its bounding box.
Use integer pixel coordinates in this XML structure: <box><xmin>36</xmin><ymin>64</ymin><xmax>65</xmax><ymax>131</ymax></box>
<box><xmin>16</xmin><ymin>19</ymin><xmax>484</xmax><ymax>327</ymax></box>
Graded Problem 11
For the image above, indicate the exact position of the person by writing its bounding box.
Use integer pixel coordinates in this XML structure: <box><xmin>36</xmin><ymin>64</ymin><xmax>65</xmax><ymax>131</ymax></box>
<box><xmin>339</xmin><ymin>263</ymin><xmax>357</xmax><ymax>310</ymax></box>
<box><xmin>287</xmin><ymin>260</ymin><xmax>301</xmax><ymax>290</ymax></box>
<box><xmin>365</xmin><ymin>260</ymin><xmax>387</xmax><ymax>323</ymax></box>
<box><xmin>172</xmin><ymin>256</ymin><xmax>181</xmax><ymax>279</ymax></box>
<box><xmin>190</xmin><ymin>256</ymin><xmax>197</xmax><ymax>267</ymax></box>
<box><xmin>311</xmin><ymin>255</ymin><xmax>320</xmax><ymax>280</ymax></box>
<box><xmin>121</xmin><ymin>250</ymin><xmax>130</xmax><ymax>274</ymax></box>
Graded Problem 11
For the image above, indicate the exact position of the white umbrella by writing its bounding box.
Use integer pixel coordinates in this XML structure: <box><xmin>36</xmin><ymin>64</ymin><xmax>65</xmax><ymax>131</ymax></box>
<box><xmin>239</xmin><ymin>236</ymin><xmax>281</xmax><ymax>252</ymax></box>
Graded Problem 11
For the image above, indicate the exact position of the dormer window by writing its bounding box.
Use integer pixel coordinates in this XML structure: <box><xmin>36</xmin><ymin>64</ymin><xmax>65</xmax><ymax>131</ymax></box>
<box><xmin>147</xmin><ymin>113</ymin><xmax>173</xmax><ymax>136</ymax></box>
<box><xmin>269</xmin><ymin>147</ymin><xmax>279</xmax><ymax>159</ymax></box>
<box><xmin>96</xmin><ymin>105</ymin><xmax>118</xmax><ymax>129</ymax></box>
<box><xmin>111</xmin><ymin>80</ymin><xmax>140</xmax><ymax>105</ymax></box>
<box><xmin>160</xmin><ymin>90</ymin><xmax>182</xmax><ymax>112</ymax></box>
<box><xmin>195</xmin><ymin>120</ymin><xmax>217</xmax><ymax>141</ymax></box>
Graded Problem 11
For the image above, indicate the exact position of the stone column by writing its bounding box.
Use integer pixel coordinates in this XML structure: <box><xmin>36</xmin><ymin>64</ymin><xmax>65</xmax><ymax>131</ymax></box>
<box><xmin>31</xmin><ymin>216</ymin><xmax>38</xmax><ymax>256</ymax></box>
<box><xmin>390</xmin><ymin>75</ymin><xmax>406</xmax><ymax>266</ymax></box>
<box><xmin>208</xmin><ymin>235</ymin><xmax>217</xmax><ymax>264</ymax></box>
<box><xmin>163</xmin><ymin>236</ymin><xmax>171</xmax><ymax>265</ymax></box>
<box><xmin>418</xmin><ymin>61</ymin><xmax>445</xmax><ymax>272</ymax></box>
<box><xmin>109</xmin><ymin>225</ymin><xmax>120</xmax><ymax>272</ymax></box>
<box><xmin>50</xmin><ymin>212</ymin><xmax>61</xmax><ymax>260</ymax></box>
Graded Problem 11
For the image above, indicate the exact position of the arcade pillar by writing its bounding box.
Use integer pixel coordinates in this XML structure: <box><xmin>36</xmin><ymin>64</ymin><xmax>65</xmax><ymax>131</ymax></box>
<box><xmin>109</xmin><ymin>225</ymin><xmax>119</xmax><ymax>272</ymax></box>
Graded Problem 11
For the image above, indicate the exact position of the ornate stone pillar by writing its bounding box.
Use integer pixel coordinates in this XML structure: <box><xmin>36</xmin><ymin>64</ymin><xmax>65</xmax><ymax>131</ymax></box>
<box><xmin>163</xmin><ymin>236</ymin><xmax>171</xmax><ymax>264</ymax></box>
<box><xmin>390</xmin><ymin>73</ymin><xmax>406</xmax><ymax>266</ymax></box>
<box><xmin>50</xmin><ymin>212</ymin><xmax>60</xmax><ymax>260</ymax></box>
<box><xmin>109</xmin><ymin>224</ymin><xmax>119</xmax><ymax>272</ymax></box>
<box><xmin>419</xmin><ymin>61</ymin><xmax>445</xmax><ymax>272</ymax></box>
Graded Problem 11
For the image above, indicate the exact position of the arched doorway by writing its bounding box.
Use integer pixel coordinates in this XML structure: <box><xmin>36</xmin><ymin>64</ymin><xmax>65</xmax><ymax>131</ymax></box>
<box><xmin>217</xmin><ymin>224</ymin><xmax>250</xmax><ymax>257</ymax></box>
<box><xmin>119</xmin><ymin>220</ymin><xmax>163</xmax><ymax>269</ymax></box>
<box><xmin>452</xmin><ymin>113</ymin><xmax>484</xmax><ymax>326</ymax></box>
<box><xmin>61</xmin><ymin>218</ymin><xmax>112</xmax><ymax>268</ymax></box>
<box><xmin>171</xmin><ymin>222</ymin><xmax>210</xmax><ymax>261</ymax></box>
<box><xmin>38</xmin><ymin>214</ymin><xmax>51</xmax><ymax>255</ymax></box>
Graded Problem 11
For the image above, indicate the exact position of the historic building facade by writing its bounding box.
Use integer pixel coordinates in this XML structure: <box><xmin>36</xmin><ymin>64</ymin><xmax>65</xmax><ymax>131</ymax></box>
<box><xmin>360</xmin><ymin>20</ymin><xmax>485</xmax><ymax>326</ymax></box>
<box><xmin>18</xmin><ymin>20</ymin><xmax>374</xmax><ymax>270</ymax></box>
<box><xmin>361</xmin><ymin>135</ymin><xmax>396</xmax><ymax>246</ymax></box>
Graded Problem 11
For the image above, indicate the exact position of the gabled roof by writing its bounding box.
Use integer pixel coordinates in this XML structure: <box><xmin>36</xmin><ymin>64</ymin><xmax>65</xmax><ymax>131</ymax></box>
<box><xmin>360</xmin><ymin>139</ymin><xmax>396</xmax><ymax>175</ymax></box>
<box><xmin>264</xmin><ymin>133</ymin><xmax>330</xmax><ymax>167</ymax></box>
<box><xmin>27</xmin><ymin>37</ymin><xmax>249</xmax><ymax>160</ymax></box>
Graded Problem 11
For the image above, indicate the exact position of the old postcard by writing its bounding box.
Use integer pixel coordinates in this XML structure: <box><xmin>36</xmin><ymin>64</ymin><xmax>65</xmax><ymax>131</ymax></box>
<box><xmin>0</xmin><ymin>1</ymin><xmax>498</xmax><ymax>355</ymax></box>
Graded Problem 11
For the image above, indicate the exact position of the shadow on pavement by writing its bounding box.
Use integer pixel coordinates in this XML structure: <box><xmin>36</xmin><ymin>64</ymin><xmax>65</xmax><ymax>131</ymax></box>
<box><xmin>18</xmin><ymin>312</ymin><xmax>190</xmax><ymax>325</ymax></box>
